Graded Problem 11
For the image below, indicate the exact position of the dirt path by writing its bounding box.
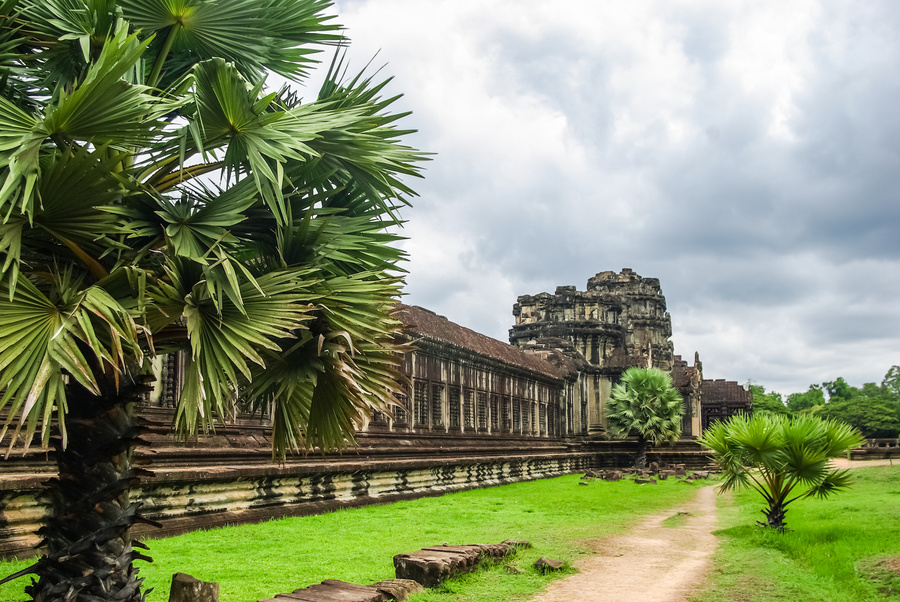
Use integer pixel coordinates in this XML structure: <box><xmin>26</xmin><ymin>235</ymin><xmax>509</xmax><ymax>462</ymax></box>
<box><xmin>531</xmin><ymin>484</ymin><xmax>720</xmax><ymax>602</ymax></box>
<box><xmin>831</xmin><ymin>457</ymin><xmax>896</xmax><ymax>468</ymax></box>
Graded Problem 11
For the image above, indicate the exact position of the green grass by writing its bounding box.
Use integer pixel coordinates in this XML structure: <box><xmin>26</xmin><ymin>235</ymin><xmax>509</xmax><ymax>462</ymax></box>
<box><xmin>694</xmin><ymin>465</ymin><xmax>900</xmax><ymax>602</ymax></box>
<box><xmin>0</xmin><ymin>474</ymin><xmax>704</xmax><ymax>602</ymax></box>
<box><xmin>662</xmin><ymin>510</ymin><xmax>694</xmax><ymax>528</ymax></box>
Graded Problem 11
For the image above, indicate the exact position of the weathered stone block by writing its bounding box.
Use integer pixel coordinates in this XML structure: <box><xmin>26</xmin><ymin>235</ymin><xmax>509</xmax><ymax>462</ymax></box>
<box><xmin>534</xmin><ymin>558</ymin><xmax>564</xmax><ymax>573</ymax></box>
<box><xmin>602</xmin><ymin>470</ymin><xmax>623</xmax><ymax>481</ymax></box>
<box><xmin>279</xmin><ymin>580</ymin><xmax>387</xmax><ymax>602</ymax></box>
<box><xmin>394</xmin><ymin>542</ymin><xmax>519</xmax><ymax>587</ymax></box>
<box><xmin>169</xmin><ymin>573</ymin><xmax>218</xmax><ymax>602</ymax></box>
<box><xmin>502</xmin><ymin>539</ymin><xmax>532</xmax><ymax>550</ymax></box>
<box><xmin>370</xmin><ymin>579</ymin><xmax>425</xmax><ymax>601</ymax></box>
<box><xmin>394</xmin><ymin>549</ymin><xmax>474</xmax><ymax>587</ymax></box>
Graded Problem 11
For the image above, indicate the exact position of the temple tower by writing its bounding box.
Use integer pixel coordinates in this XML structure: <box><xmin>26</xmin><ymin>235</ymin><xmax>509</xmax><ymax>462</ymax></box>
<box><xmin>510</xmin><ymin>269</ymin><xmax>677</xmax><ymax>437</ymax></box>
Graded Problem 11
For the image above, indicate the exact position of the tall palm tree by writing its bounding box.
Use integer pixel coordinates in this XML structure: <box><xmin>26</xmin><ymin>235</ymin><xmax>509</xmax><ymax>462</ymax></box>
<box><xmin>607</xmin><ymin>367</ymin><xmax>684</xmax><ymax>468</ymax></box>
<box><xmin>0</xmin><ymin>1</ymin><xmax>426</xmax><ymax>600</ymax></box>
<box><xmin>699</xmin><ymin>413</ymin><xmax>864</xmax><ymax>531</ymax></box>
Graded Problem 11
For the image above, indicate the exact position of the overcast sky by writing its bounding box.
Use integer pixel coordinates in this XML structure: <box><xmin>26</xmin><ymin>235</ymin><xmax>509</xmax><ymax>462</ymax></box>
<box><xmin>323</xmin><ymin>0</ymin><xmax>900</xmax><ymax>395</ymax></box>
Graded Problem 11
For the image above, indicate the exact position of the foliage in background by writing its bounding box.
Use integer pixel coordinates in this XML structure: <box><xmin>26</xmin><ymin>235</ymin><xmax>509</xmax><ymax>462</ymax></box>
<box><xmin>695</xmin><ymin>466</ymin><xmax>900</xmax><ymax>602</ymax></box>
<box><xmin>607</xmin><ymin>366</ymin><xmax>684</xmax><ymax>468</ymax></box>
<box><xmin>700</xmin><ymin>412</ymin><xmax>865</xmax><ymax>531</ymax></box>
<box><xmin>748</xmin><ymin>384</ymin><xmax>791</xmax><ymax>416</ymax></box>
<box><xmin>0</xmin><ymin>0</ymin><xmax>425</xmax><ymax>600</ymax></box>
<box><xmin>748</xmin><ymin>365</ymin><xmax>900</xmax><ymax>438</ymax></box>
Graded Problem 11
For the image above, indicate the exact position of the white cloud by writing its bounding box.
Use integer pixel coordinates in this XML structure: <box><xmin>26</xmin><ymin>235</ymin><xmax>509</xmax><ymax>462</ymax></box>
<box><xmin>331</xmin><ymin>0</ymin><xmax>900</xmax><ymax>394</ymax></box>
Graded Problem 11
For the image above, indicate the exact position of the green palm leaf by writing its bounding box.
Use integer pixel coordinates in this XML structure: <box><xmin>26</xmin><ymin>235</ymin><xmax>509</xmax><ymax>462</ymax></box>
<box><xmin>0</xmin><ymin>2</ymin><xmax>425</xmax><ymax>596</ymax></box>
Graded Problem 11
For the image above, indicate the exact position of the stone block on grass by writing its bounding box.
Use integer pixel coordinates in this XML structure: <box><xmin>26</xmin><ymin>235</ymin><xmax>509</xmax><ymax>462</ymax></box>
<box><xmin>602</xmin><ymin>470</ymin><xmax>623</xmax><ymax>481</ymax></box>
<box><xmin>266</xmin><ymin>580</ymin><xmax>386</xmax><ymax>602</ymax></box>
<box><xmin>169</xmin><ymin>573</ymin><xmax>218</xmax><ymax>602</ymax></box>
<box><xmin>370</xmin><ymin>579</ymin><xmax>424</xmax><ymax>601</ymax></box>
<box><xmin>502</xmin><ymin>539</ymin><xmax>532</xmax><ymax>550</ymax></box>
<box><xmin>534</xmin><ymin>558</ymin><xmax>564</xmax><ymax>573</ymax></box>
<box><xmin>394</xmin><ymin>541</ymin><xmax>522</xmax><ymax>587</ymax></box>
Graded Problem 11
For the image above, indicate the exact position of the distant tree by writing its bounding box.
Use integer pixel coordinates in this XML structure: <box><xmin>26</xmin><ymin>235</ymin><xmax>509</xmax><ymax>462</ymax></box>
<box><xmin>786</xmin><ymin>384</ymin><xmax>825</xmax><ymax>413</ymax></box>
<box><xmin>881</xmin><ymin>366</ymin><xmax>900</xmax><ymax>398</ymax></box>
<box><xmin>700</xmin><ymin>413</ymin><xmax>864</xmax><ymax>531</ymax></box>
<box><xmin>857</xmin><ymin>382</ymin><xmax>882</xmax><ymax>397</ymax></box>
<box><xmin>824</xmin><ymin>377</ymin><xmax>853</xmax><ymax>402</ymax></box>
<box><xmin>787</xmin><ymin>384</ymin><xmax>825</xmax><ymax>413</ymax></box>
<box><xmin>819</xmin><ymin>397</ymin><xmax>900</xmax><ymax>438</ymax></box>
<box><xmin>748</xmin><ymin>383</ymin><xmax>790</xmax><ymax>416</ymax></box>
<box><xmin>607</xmin><ymin>367</ymin><xmax>684</xmax><ymax>468</ymax></box>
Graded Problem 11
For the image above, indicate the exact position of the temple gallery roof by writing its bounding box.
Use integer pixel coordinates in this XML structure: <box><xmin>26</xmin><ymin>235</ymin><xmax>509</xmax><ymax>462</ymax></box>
<box><xmin>702</xmin><ymin>379</ymin><xmax>752</xmax><ymax>403</ymax></box>
<box><xmin>396</xmin><ymin>304</ymin><xmax>566</xmax><ymax>380</ymax></box>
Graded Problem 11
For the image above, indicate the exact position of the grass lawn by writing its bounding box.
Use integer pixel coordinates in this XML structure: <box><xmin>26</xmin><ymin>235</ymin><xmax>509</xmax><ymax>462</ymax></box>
<box><xmin>694</xmin><ymin>464</ymin><xmax>900</xmax><ymax>602</ymax></box>
<box><xmin>0</xmin><ymin>474</ymin><xmax>704</xmax><ymax>602</ymax></box>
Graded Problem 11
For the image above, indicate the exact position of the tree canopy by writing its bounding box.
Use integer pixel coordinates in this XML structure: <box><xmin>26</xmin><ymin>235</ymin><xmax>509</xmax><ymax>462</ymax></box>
<box><xmin>607</xmin><ymin>366</ymin><xmax>684</xmax><ymax>467</ymax></box>
<box><xmin>747</xmin><ymin>367</ymin><xmax>900</xmax><ymax>439</ymax></box>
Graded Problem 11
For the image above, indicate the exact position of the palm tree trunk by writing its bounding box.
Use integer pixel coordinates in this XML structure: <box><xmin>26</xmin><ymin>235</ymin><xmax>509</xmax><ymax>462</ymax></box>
<box><xmin>760</xmin><ymin>501</ymin><xmax>788</xmax><ymax>531</ymax></box>
<box><xmin>27</xmin><ymin>380</ymin><xmax>156</xmax><ymax>602</ymax></box>
<box><xmin>634</xmin><ymin>435</ymin><xmax>650</xmax><ymax>468</ymax></box>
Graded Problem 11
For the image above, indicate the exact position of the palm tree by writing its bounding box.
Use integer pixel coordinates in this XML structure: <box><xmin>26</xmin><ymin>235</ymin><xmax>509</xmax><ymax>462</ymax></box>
<box><xmin>607</xmin><ymin>367</ymin><xmax>684</xmax><ymax>468</ymax></box>
<box><xmin>0</xmin><ymin>1</ymin><xmax>425</xmax><ymax>600</ymax></box>
<box><xmin>699</xmin><ymin>413</ymin><xmax>864</xmax><ymax>531</ymax></box>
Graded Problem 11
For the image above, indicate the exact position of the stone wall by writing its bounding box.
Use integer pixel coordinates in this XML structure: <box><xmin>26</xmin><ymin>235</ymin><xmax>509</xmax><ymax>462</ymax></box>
<box><xmin>0</xmin><ymin>273</ymin><xmax>724</xmax><ymax>560</ymax></box>
<box><xmin>375</xmin><ymin>305</ymin><xmax>573</xmax><ymax>438</ymax></box>
<box><xmin>700</xmin><ymin>379</ymin><xmax>753</xmax><ymax>429</ymax></box>
<box><xmin>0</xmin><ymin>413</ymin><xmax>603</xmax><ymax>559</ymax></box>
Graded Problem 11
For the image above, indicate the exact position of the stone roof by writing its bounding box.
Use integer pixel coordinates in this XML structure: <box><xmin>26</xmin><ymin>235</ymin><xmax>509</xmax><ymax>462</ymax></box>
<box><xmin>702</xmin><ymin>379</ymin><xmax>752</xmax><ymax>404</ymax></box>
<box><xmin>396</xmin><ymin>304</ymin><xmax>566</xmax><ymax>380</ymax></box>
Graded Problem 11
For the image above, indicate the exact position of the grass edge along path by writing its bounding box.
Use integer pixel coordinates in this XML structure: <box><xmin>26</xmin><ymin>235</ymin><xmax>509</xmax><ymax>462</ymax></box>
<box><xmin>693</xmin><ymin>464</ymin><xmax>900</xmax><ymax>602</ymax></box>
<box><xmin>1</xmin><ymin>474</ymin><xmax>705</xmax><ymax>602</ymax></box>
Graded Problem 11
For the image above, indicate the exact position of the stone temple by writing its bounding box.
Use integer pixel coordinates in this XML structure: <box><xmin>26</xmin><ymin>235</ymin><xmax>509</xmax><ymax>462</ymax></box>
<box><xmin>0</xmin><ymin>268</ymin><xmax>752</xmax><ymax>558</ymax></box>
<box><xmin>510</xmin><ymin>268</ymin><xmax>694</xmax><ymax>437</ymax></box>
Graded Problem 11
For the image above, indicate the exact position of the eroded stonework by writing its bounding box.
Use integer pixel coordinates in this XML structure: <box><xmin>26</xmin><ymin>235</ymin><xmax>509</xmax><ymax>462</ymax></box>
<box><xmin>509</xmin><ymin>269</ymin><xmax>690</xmax><ymax>437</ymax></box>
<box><xmin>511</xmin><ymin>269</ymin><xmax>674</xmax><ymax>372</ymax></box>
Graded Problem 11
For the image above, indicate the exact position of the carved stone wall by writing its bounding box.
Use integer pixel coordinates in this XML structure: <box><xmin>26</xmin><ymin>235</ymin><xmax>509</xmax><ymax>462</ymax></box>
<box><xmin>509</xmin><ymin>269</ymin><xmax>690</xmax><ymax>437</ymax></box>
<box><xmin>700</xmin><ymin>379</ymin><xmax>753</xmax><ymax>429</ymax></box>
<box><xmin>0</xmin><ymin>274</ymin><xmax>727</xmax><ymax>560</ymax></box>
<box><xmin>374</xmin><ymin>305</ymin><xmax>574</xmax><ymax>439</ymax></box>
<box><xmin>671</xmin><ymin>353</ymin><xmax>703</xmax><ymax>438</ymax></box>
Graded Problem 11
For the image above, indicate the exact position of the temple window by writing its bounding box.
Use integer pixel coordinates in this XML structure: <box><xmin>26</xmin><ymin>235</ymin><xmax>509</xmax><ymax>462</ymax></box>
<box><xmin>477</xmin><ymin>392</ymin><xmax>488</xmax><ymax>430</ymax></box>
<box><xmin>490</xmin><ymin>395</ymin><xmax>499</xmax><ymax>431</ymax></box>
<box><xmin>449</xmin><ymin>387</ymin><xmax>461</xmax><ymax>428</ymax></box>
<box><xmin>414</xmin><ymin>381</ymin><xmax>428</xmax><ymax>426</ymax></box>
<box><xmin>431</xmin><ymin>384</ymin><xmax>444</xmax><ymax>428</ymax></box>
<box><xmin>393</xmin><ymin>392</ymin><xmax>409</xmax><ymax>426</ymax></box>
<box><xmin>463</xmin><ymin>390</ymin><xmax>474</xmax><ymax>429</ymax></box>
<box><xmin>513</xmin><ymin>398</ymin><xmax>521</xmax><ymax>433</ymax></box>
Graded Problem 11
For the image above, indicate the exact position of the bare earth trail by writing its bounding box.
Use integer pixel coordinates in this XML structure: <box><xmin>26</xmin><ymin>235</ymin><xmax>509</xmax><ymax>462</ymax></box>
<box><xmin>531</xmin><ymin>484</ymin><xmax>720</xmax><ymax>602</ymax></box>
<box><xmin>530</xmin><ymin>459</ymin><xmax>892</xmax><ymax>602</ymax></box>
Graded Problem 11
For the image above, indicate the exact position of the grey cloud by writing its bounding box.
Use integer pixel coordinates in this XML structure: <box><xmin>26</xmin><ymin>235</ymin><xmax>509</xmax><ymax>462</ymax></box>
<box><xmin>333</xmin><ymin>0</ymin><xmax>900</xmax><ymax>392</ymax></box>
